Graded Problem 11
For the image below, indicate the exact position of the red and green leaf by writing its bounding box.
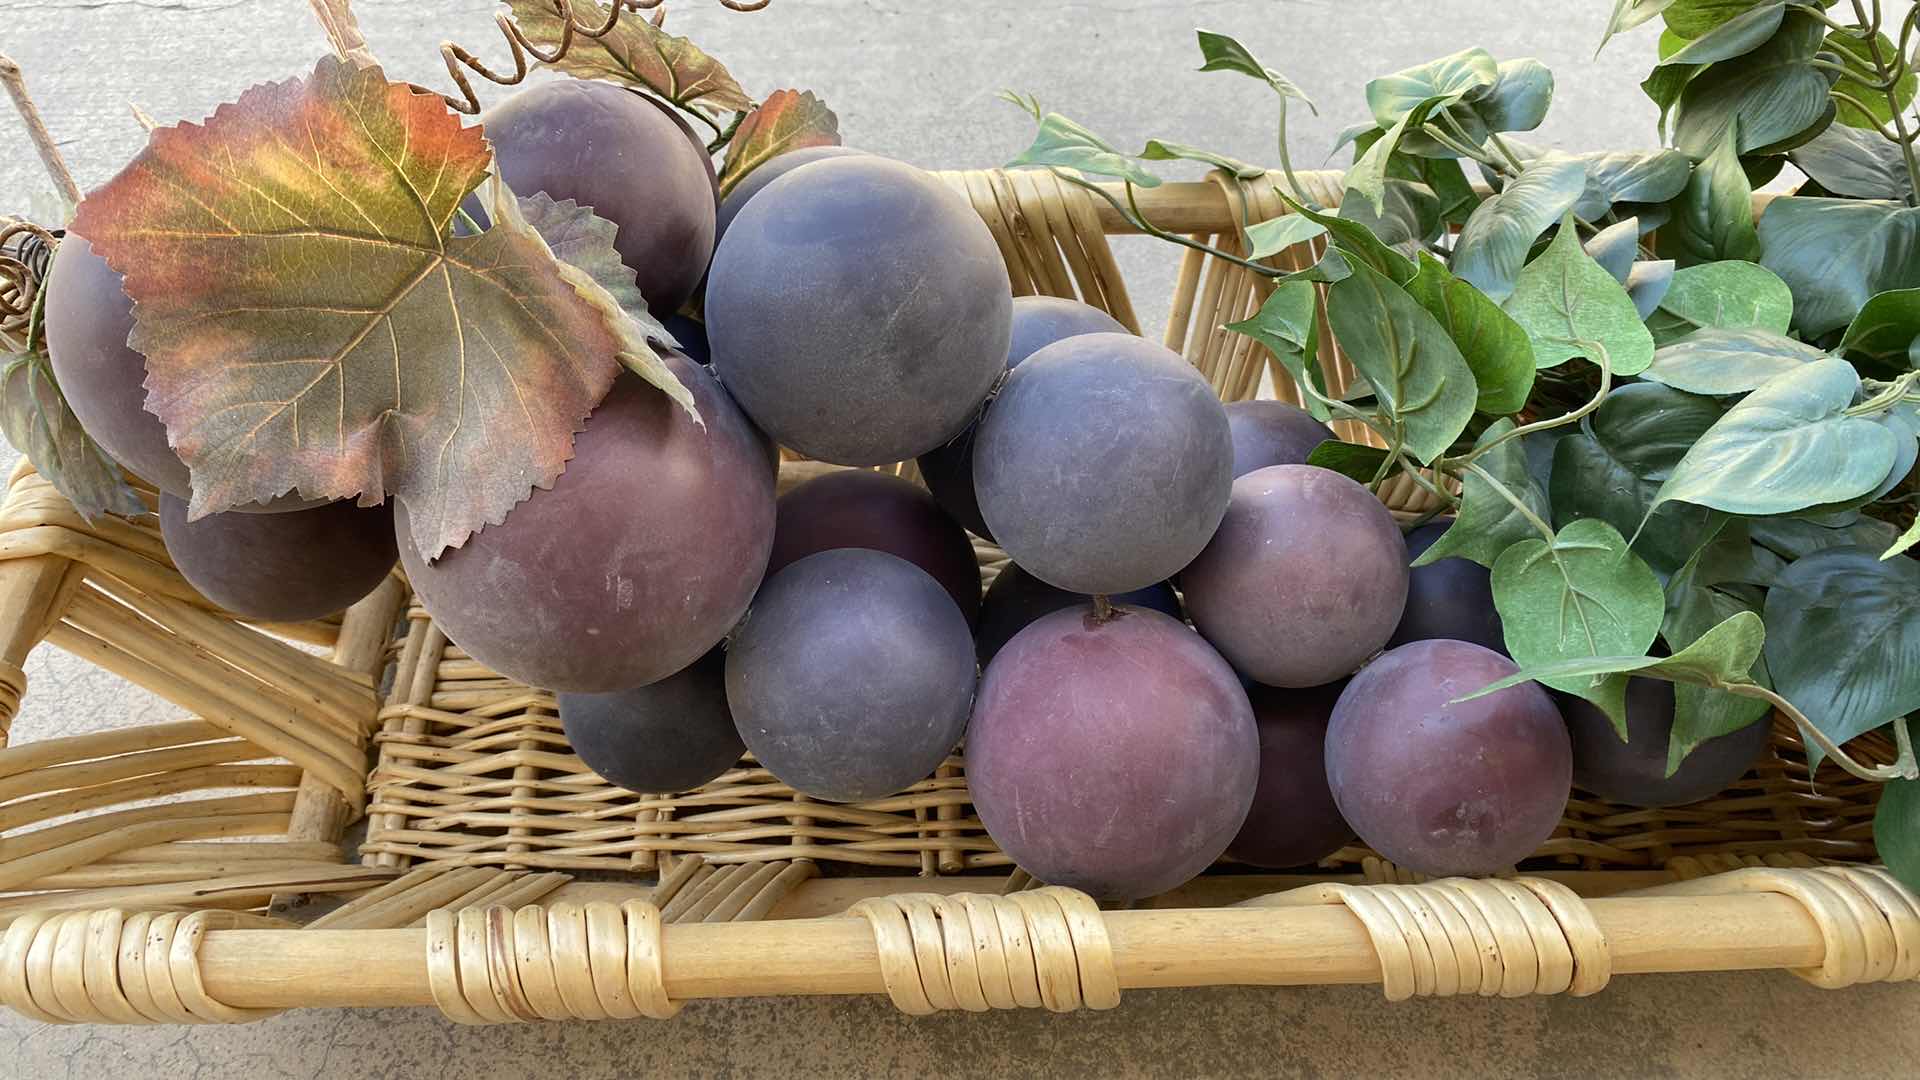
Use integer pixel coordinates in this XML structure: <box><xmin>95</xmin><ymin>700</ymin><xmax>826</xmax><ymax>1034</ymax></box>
<box><xmin>0</xmin><ymin>347</ymin><xmax>146</xmax><ymax>521</ymax></box>
<box><xmin>70</xmin><ymin>56</ymin><xmax>688</xmax><ymax>560</ymax></box>
<box><xmin>508</xmin><ymin>0</ymin><xmax>752</xmax><ymax>116</ymax></box>
<box><xmin>718</xmin><ymin>89</ymin><xmax>842</xmax><ymax>198</ymax></box>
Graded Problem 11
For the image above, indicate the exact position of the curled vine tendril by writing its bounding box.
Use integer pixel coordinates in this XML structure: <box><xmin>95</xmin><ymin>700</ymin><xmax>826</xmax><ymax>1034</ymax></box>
<box><xmin>437</xmin><ymin>0</ymin><xmax>773</xmax><ymax>117</ymax></box>
<box><xmin>0</xmin><ymin>222</ymin><xmax>58</xmax><ymax>348</ymax></box>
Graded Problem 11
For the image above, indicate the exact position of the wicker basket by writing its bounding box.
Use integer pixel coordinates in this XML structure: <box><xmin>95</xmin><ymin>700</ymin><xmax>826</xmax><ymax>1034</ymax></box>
<box><xmin>0</xmin><ymin>167</ymin><xmax>1913</xmax><ymax>1027</ymax></box>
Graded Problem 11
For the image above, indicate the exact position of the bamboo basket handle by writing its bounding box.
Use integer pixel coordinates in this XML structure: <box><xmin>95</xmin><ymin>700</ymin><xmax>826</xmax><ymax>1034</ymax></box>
<box><xmin>4</xmin><ymin>867</ymin><xmax>1916</xmax><ymax>1024</ymax></box>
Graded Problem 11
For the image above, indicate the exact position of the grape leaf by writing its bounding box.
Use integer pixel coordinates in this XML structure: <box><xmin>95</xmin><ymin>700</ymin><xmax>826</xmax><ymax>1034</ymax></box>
<box><xmin>719</xmin><ymin>89</ymin><xmax>842</xmax><ymax>198</ymax></box>
<box><xmin>508</xmin><ymin>0</ymin><xmax>751</xmax><ymax>117</ymax></box>
<box><xmin>68</xmin><ymin>57</ymin><xmax>683</xmax><ymax>560</ymax></box>
<box><xmin>517</xmin><ymin>194</ymin><xmax>685</xmax><ymax>389</ymax></box>
<box><xmin>0</xmin><ymin>348</ymin><xmax>146</xmax><ymax>521</ymax></box>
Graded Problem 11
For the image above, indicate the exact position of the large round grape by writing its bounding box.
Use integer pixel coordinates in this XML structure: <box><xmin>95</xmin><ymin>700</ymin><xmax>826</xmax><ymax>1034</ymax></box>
<box><xmin>1225</xmin><ymin>400</ymin><xmax>1334</xmax><ymax>478</ymax></box>
<box><xmin>973</xmin><ymin>562</ymin><xmax>1180</xmax><ymax>665</ymax></box>
<box><xmin>659</xmin><ymin>314</ymin><xmax>711</xmax><ymax>367</ymax></box>
<box><xmin>974</xmin><ymin>333</ymin><xmax>1232</xmax><ymax>595</ymax></box>
<box><xmin>1183</xmin><ymin>465</ymin><xmax>1407</xmax><ymax>687</ymax></box>
<box><xmin>484</xmin><ymin>80</ymin><xmax>716</xmax><ymax>314</ymax></box>
<box><xmin>714</xmin><ymin>144</ymin><xmax>866</xmax><ymax>243</ymax></box>
<box><xmin>559</xmin><ymin>648</ymin><xmax>744</xmax><ymax>795</ymax></box>
<box><xmin>1326</xmin><ymin>640</ymin><xmax>1570</xmax><ymax>876</ymax></box>
<box><xmin>160</xmin><ymin>494</ymin><xmax>396</xmax><ymax>622</ymax></box>
<box><xmin>917</xmin><ymin>296</ymin><xmax>1125</xmax><ymax>539</ymax></box>
<box><xmin>1561</xmin><ymin>679</ymin><xmax>1772</xmax><ymax>808</ymax></box>
<box><xmin>1227</xmin><ymin>680</ymin><xmax>1356</xmax><ymax>869</ymax></box>
<box><xmin>769</xmin><ymin>469</ymin><xmax>980</xmax><ymax>623</ymax></box>
<box><xmin>726</xmin><ymin>549</ymin><xmax>975</xmax><ymax>802</ymax></box>
<box><xmin>399</xmin><ymin>356</ymin><xmax>774</xmax><ymax>693</ymax></box>
<box><xmin>1386</xmin><ymin>522</ymin><xmax>1507</xmax><ymax>654</ymax></box>
<box><xmin>969</xmin><ymin>605</ymin><xmax>1256</xmax><ymax>899</ymax></box>
<box><xmin>707</xmin><ymin>156</ymin><xmax>1011</xmax><ymax>465</ymax></box>
<box><xmin>44</xmin><ymin>236</ymin><xmax>191</xmax><ymax>496</ymax></box>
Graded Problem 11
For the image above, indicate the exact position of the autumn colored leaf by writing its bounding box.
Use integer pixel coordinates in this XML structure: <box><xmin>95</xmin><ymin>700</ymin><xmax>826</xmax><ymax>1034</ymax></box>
<box><xmin>0</xmin><ymin>347</ymin><xmax>145</xmax><ymax>521</ymax></box>
<box><xmin>70</xmin><ymin>56</ymin><xmax>687</xmax><ymax>560</ymax></box>
<box><xmin>509</xmin><ymin>0</ymin><xmax>752</xmax><ymax>116</ymax></box>
<box><xmin>718</xmin><ymin>89</ymin><xmax>842</xmax><ymax>198</ymax></box>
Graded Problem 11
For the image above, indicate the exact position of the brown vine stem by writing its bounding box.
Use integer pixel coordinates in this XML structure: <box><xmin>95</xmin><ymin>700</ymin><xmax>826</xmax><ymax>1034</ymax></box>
<box><xmin>307</xmin><ymin>0</ymin><xmax>380</xmax><ymax>67</ymax></box>
<box><xmin>0</xmin><ymin>52</ymin><xmax>82</xmax><ymax>208</ymax></box>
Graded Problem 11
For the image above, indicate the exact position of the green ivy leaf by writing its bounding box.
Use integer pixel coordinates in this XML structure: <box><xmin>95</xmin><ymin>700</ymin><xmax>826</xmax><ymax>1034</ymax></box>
<box><xmin>1568</xmin><ymin>149</ymin><xmax>1693</xmax><ymax>219</ymax></box>
<box><xmin>1672</xmin><ymin>12</ymin><xmax>1832</xmax><ymax>158</ymax></box>
<box><xmin>1242</xmin><ymin>214</ymin><xmax>1328</xmax><ymax>260</ymax></box>
<box><xmin>1415</xmin><ymin>420</ymin><xmax>1548</xmax><ymax>569</ymax></box>
<box><xmin>1503</xmin><ymin>215</ymin><xmax>1657</xmax><ymax>374</ymax></box>
<box><xmin>1752</xmin><ymin>512</ymin><xmax>1903</xmax><ymax>560</ymax></box>
<box><xmin>1641</xmin><ymin>328</ymin><xmax>1827</xmax><ymax>395</ymax></box>
<box><xmin>1601</xmin><ymin>0</ymin><xmax>1680</xmax><ymax>51</ymax></box>
<box><xmin>1665</xmin><ymin>0</ymin><xmax>1799</xmax><ymax>40</ymax></box>
<box><xmin>1490</xmin><ymin>517</ymin><xmax>1669</xmax><ymax>721</ymax></box>
<box><xmin>1658</xmin><ymin>0</ymin><xmax>1786</xmax><ymax>66</ymax></box>
<box><xmin>1404</xmin><ymin>253</ymin><xmax>1535</xmax><ymax>415</ymax></box>
<box><xmin>1007</xmin><ymin>111</ymin><xmax>1162</xmax><ymax>187</ymax></box>
<box><xmin>1837</xmin><ymin>288</ymin><xmax>1920</xmax><ymax>373</ymax></box>
<box><xmin>1662</xmin><ymin>124</ymin><xmax>1757</xmax><ymax>266</ymax></box>
<box><xmin>0</xmin><ymin>348</ymin><xmax>146</xmax><ymax>522</ymax></box>
<box><xmin>1824</xmin><ymin>28</ymin><xmax>1918</xmax><ymax>129</ymax></box>
<box><xmin>1225</xmin><ymin>280</ymin><xmax>1328</xmax><ymax>421</ymax></box>
<box><xmin>1790</xmin><ymin>124</ymin><xmax>1915</xmax><ymax>201</ymax></box>
<box><xmin>1278</xmin><ymin>194</ymin><xmax>1417</xmax><ymax>284</ymax></box>
<box><xmin>1584</xmin><ymin>219</ymin><xmax>1641</xmax><ymax>284</ymax></box>
<box><xmin>1656</xmin><ymin>358</ymin><xmax>1898</xmax><ymax>515</ymax></box>
<box><xmin>1663</xmin><ymin>555</ymin><xmax>1774</xmax><ymax>772</ymax></box>
<box><xmin>1471</xmin><ymin>58</ymin><xmax>1554</xmax><ymax>133</ymax></box>
<box><xmin>1759</xmin><ymin>197</ymin><xmax>1920</xmax><ymax>336</ymax></box>
<box><xmin>1550</xmin><ymin>382</ymin><xmax>1725</xmax><ymax>574</ymax></box>
<box><xmin>1876</xmin><ymin>775</ymin><xmax>1920</xmax><ymax>895</ymax></box>
<box><xmin>1457</xmin><ymin>609</ymin><xmax>1765</xmax><ymax>704</ymax></box>
<box><xmin>1338</xmin><ymin>179</ymin><xmax>1443</xmax><ymax>258</ymax></box>
<box><xmin>1886</xmin><ymin>518</ymin><xmax>1920</xmax><ymax>560</ymax></box>
<box><xmin>1303</xmin><ymin>439</ymin><xmax>1390</xmax><ymax>484</ymax></box>
<box><xmin>1763</xmin><ymin>546</ymin><xmax>1920</xmax><ymax>761</ymax></box>
<box><xmin>1628</xmin><ymin>259</ymin><xmax>1678</xmax><ymax>319</ymax></box>
<box><xmin>1365</xmin><ymin>47</ymin><xmax>1499</xmax><ymax>128</ymax></box>
<box><xmin>1325</xmin><ymin>262</ymin><xmax>1478</xmax><ymax>464</ymax></box>
<box><xmin>1643</xmin><ymin>30</ymin><xmax>1707</xmax><ymax>142</ymax></box>
<box><xmin>1195</xmin><ymin>29</ymin><xmax>1317</xmax><ymax>109</ymax></box>
<box><xmin>1451</xmin><ymin>152</ymin><xmax>1588</xmax><ymax>303</ymax></box>
<box><xmin>1644</xmin><ymin>261</ymin><xmax>1794</xmax><ymax>345</ymax></box>
<box><xmin>1138</xmin><ymin>139</ymin><xmax>1265</xmax><ymax>179</ymax></box>
<box><xmin>1346</xmin><ymin>97</ymin><xmax>1449</xmax><ymax>215</ymax></box>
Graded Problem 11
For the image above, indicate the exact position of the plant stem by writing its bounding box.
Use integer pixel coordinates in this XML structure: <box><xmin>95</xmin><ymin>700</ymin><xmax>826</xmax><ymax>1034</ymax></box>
<box><xmin>1055</xmin><ymin>172</ymin><xmax>1289</xmax><ymax>277</ymax></box>
<box><xmin>1486</xmin><ymin>131</ymin><xmax>1530</xmax><ymax>174</ymax></box>
<box><xmin>1465</xmin><ymin>461</ymin><xmax>1554</xmax><ymax>542</ymax></box>
<box><xmin>1724</xmin><ymin>683</ymin><xmax>1919</xmax><ymax>782</ymax></box>
<box><xmin>0</xmin><ymin>53</ymin><xmax>81</xmax><ymax>208</ymax></box>
<box><xmin>1274</xmin><ymin>101</ymin><xmax>1321</xmax><ymax>212</ymax></box>
<box><xmin>1447</xmin><ymin>342</ymin><xmax>1614</xmax><ymax>470</ymax></box>
<box><xmin>1849</xmin><ymin>0</ymin><xmax>1920</xmax><ymax>205</ymax></box>
<box><xmin>1847</xmin><ymin>369</ymin><xmax>1920</xmax><ymax>415</ymax></box>
<box><xmin>705</xmin><ymin>109</ymin><xmax>746</xmax><ymax>155</ymax></box>
<box><xmin>1423</xmin><ymin>118</ymin><xmax>1501</xmax><ymax>169</ymax></box>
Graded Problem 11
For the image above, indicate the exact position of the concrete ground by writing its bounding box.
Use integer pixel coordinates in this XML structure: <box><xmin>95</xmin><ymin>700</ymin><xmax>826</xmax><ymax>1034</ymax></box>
<box><xmin>2</xmin><ymin>0</ymin><xmax>1917</xmax><ymax>1076</ymax></box>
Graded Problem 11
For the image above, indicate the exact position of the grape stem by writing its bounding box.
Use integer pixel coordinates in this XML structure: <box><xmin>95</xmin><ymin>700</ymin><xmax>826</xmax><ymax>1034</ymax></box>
<box><xmin>0</xmin><ymin>52</ymin><xmax>81</xmax><ymax>208</ymax></box>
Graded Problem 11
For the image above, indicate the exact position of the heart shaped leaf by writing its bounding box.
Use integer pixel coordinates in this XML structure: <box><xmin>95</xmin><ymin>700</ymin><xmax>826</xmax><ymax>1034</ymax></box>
<box><xmin>1672</xmin><ymin>12</ymin><xmax>1831</xmax><ymax>157</ymax></box>
<box><xmin>1642</xmin><ymin>327</ymin><xmax>1827</xmax><ymax>394</ymax></box>
<box><xmin>1790</xmin><ymin>124</ymin><xmax>1916</xmax><ymax>201</ymax></box>
<box><xmin>1452</xmin><ymin>152</ymin><xmax>1588</xmax><ymax>302</ymax></box>
<box><xmin>1662</xmin><ymin>574</ymin><xmax>1773</xmax><ymax>773</ymax></box>
<box><xmin>1366</xmin><ymin>48</ymin><xmax>1499</xmax><ymax>128</ymax></box>
<box><xmin>508</xmin><ymin>0</ymin><xmax>751</xmax><ymax>116</ymax></box>
<box><xmin>1655</xmin><ymin>357</ymin><xmax>1898</xmax><ymax>515</ymax></box>
<box><xmin>1457</xmin><ymin>610</ymin><xmax>1765</xmax><ymax>714</ymax></box>
<box><xmin>1490</xmin><ymin>517</ymin><xmax>1667</xmax><ymax>721</ymax></box>
<box><xmin>0</xmin><ymin>347</ymin><xmax>146</xmax><ymax>521</ymax></box>
<box><xmin>1243</xmin><ymin>214</ymin><xmax>1328</xmax><ymax>260</ymax></box>
<box><xmin>1876</xmin><ymin>775</ymin><xmax>1920</xmax><ymax>894</ymax></box>
<box><xmin>1569</xmin><ymin>149</ymin><xmax>1693</xmax><ymax>218</ymax></box>
<box><xmin>1658</xmin><ymin>0</ymin><xmax>1785</xmax><ymax>66</ymax></box>
<box><xmin>1601</xmin><ymin>0</ymin><xmax>1679</xmax><ymax>51</ymax></box>
<box><xmin>69</xmin><ymin>57</ymin><xmax>679</xmax><ymax>559</ymax></box>
<box><xmin>1502</xmin><ymin>214</ymin><xmax>1656</xmax><ymax>374</ymax></box>
<box><xmin>1324</xmin><ymin>260</ymin><xmax>1478</xmax><ymax>463</ymax></box>
<box><xmin>1661</xmin><ymin>124</ymin><xmax>1757</xmax><ymax>266</ymax></box>
<box><xmin>1584</xmin><ymin>218</ymin><xmax>1641</xmax><ymax>284</ymax></box>
<box><xmin>1644</xmin><ymin>260</ymin><xmax>1794</xmax><ymax>344</ymax></box>
<box><xmin>1824</xmin><ymin>28</ymin><xmax>1918</xmax><ymax>129</ymax></box>
<box><xmin>1764</xmin><ymin>546</ymin><xmax>1920</xmax><ymax>759</ymax></box>
<box><xmin>1304</xmin><ymin>439</ymin><xmax>1390</xmax><ymax>484</ymax></box>
<box><xmin>1006</xmin><ymin>109</ymin><xmax>1161</xmax><ymax>188</ymax></box>
<box><xmin>1226</xmin><ymin>280</ymin><xmax>1327</xmax><ymax>421</ymax></box>
<box><xmin>1404</xmin><ymin>252</ymin><xmax>1536</xmax><ymax>414</ymax></box>
<box><xmin>720</xmin><ymin>89</ymin><xmax>842</xmax><ymax>197</ymax></box>
<box><xmin>1550</xmin><ymin>382</ymin><xmax>1725</xmax><ymax>574</ymax></box>
<box><xmin>1195</xmin><ymin>29</ymin><xmax>1316</xmax><ymax>108</ymax></box>
<box><xmin>1415</xmin><ymin>419</ymin><xmax>1549</xmax><ymax>569</ymax></box>
<box><xmin>1838</xmin><ymin>287</ymin><xmax>1920</xmax><ymax>373</ymax></box>
<box><xmin>1472</xmin><ymin>58</ymin><xmax>1554</xmax><ymax>133</ymax></box>
<box><xmin>1759</xmin><ymin>197</ymin><xmax>1920</xmax><ymax>336</ymax></box>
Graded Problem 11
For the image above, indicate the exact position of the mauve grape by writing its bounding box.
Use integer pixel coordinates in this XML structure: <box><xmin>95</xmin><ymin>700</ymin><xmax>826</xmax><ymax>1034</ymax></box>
<box><xmin>726</xmin><ymin>549</ymin><xmax>976</xmax><ymax>802</ymax></box>
<box><xmin>714</xmin><ymin>145</ymin><xmax>867</xmax><ymax>243</ymax></box>
<box><xmin>398</xmin><ymin>356</ymin><xmax>774</xmax><ymax>693</ymax></box>
<box><xmin>1227</xmin><ymin>680</ymin><xmax>1357</xmax><ymax>869</ymax></box>
<box><xmin>708</xmin><ymin>156</ymin><xmax>1011</xmax><ymax>465</ymax></box>
<box><xmin>484</xmin><ymin>80</ymin><xmax>717</xmax><ymax>314</ymax></box>
<box><xmin>1326</xmin><ymin>640</ymin><xmax>1570</xmax><ymax>877</ymax></box>
<box><xmin>974</xmin><ymin>333</ymin><xmax>1232</xmax><ymax>595</ymax></box>
<box><xmin>1386</xmin><ymin>522</ymin><xmax>1507</xmax><ymax>654</ymax></box>
<box><xmin>559</xmin><ymin>648</ymin><xmax>744</xmax><ymax>795</ymax></box>
<box><xmin>968</xmin><ymin>605</ymin><xmax>1257</xmax><ymax>900</ymax></box>
<box><xmin>769</xmin><ymin>469</ymin><xmax>981</xmax><ymax>623</ymax></box>
<box><xmin>1560</xmin><ymin>678</ymin><xmax>1772</xmax><ymax>808</ymax></box>
<box><xmin>161</xmin><ymin>494</ymin><xmax>395</xmax><ymax>622</ymax></box>
<box><xmin>917</xmin><ymin>296</ymin><xmax>1126</xmax><ymax>539</ymax></box>
<box><xmin>1225</xmin><ymin>400</ymin><xmax>1335</xmax><ymax>478</ymax></box>
<box><xmin>1184</xmin><ymin>464</ymin><xmax>1408</xmax><ymax>687</ymax></box>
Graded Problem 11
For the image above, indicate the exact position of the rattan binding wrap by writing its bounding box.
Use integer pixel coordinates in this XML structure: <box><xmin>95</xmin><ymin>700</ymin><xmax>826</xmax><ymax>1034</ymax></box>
<box><xmin>0</xmin><ymin>167</ymin><xmax>1913</xmax><ymax>1025</ymax></box>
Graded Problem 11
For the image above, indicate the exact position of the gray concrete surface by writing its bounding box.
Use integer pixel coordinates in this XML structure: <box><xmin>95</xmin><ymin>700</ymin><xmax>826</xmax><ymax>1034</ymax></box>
<box><xmin>1</xmin><ymin>1</ymin><xmax>1916</xmax><ymax>1076</ymax></box>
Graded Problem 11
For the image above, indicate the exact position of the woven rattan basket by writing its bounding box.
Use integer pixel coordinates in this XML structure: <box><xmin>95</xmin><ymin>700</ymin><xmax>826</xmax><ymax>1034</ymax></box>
<box><xmin>0</xmin><ymin>168</ymin><xmax>1914</xmax><ymax>1027</ymax></box>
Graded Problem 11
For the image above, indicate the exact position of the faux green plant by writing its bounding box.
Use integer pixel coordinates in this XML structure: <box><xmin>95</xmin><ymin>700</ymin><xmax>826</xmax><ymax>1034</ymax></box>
<box><xmin>1002</xmin><ymin>16</ymin><xmax>1920</xmax><ymax>888</ymax></box>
